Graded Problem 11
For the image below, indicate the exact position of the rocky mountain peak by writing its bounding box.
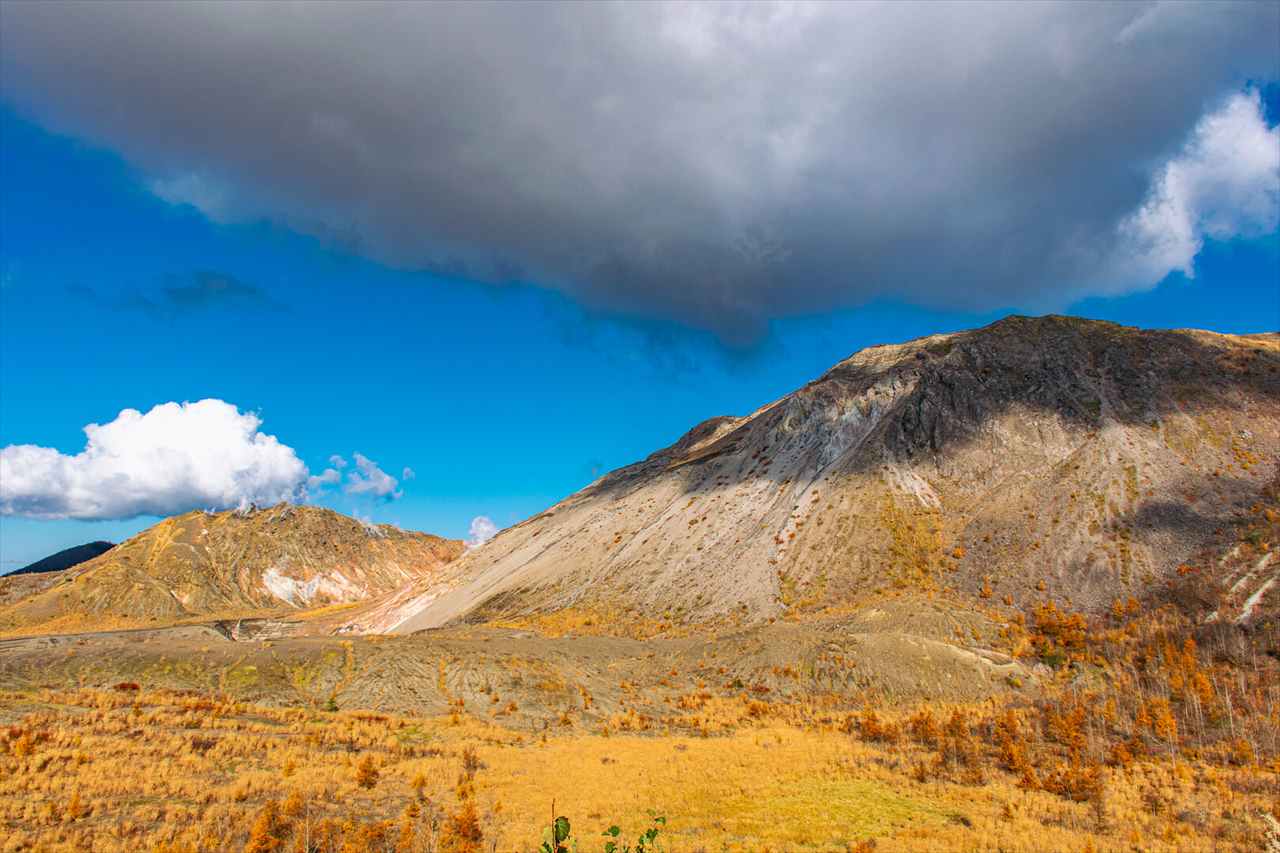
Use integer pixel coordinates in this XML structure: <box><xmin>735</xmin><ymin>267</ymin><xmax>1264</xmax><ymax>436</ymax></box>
<box><xmin>347</xmin><ymin>317</ymin><xmax>1277</xmax><ymax>635</ymax></box>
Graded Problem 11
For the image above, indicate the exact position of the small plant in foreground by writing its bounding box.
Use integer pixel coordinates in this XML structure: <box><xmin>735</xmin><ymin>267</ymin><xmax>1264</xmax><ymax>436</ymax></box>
<box><xmin>541</xmin><ymin>815</ymin><xmax>571</xmax><ymax>853</ymax></box>
<box><xmin>540</xmin><ymin>814</ymin><xmax>666</xmax><ymax>853</ymax></box>
<box><xmin>603</xmin><ymin>816</ymin><xmax>666</xmax><ymax>853</ymax></box>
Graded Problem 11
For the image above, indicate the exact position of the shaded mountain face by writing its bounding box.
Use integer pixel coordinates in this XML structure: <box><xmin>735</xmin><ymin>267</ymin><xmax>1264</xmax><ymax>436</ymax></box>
<box><xmin>0</xmin><ymin>505</ymin><xmax>463</xmax><ymax>635</ymax></box>
<box><xmin>10</xmin><ymin>541</ymin><xmax>114</xmax><ymax>576</ymax></box>
<box><xmin>343</xmin><ymin>316</ymin><xmax>1279</xmax><ymax>635</ymax></box>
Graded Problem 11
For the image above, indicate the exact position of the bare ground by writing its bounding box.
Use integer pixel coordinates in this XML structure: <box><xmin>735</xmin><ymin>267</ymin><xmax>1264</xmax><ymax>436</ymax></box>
<box><xmin>0</xmin><ymin>594</ymin><xmax>1037</xmax><ymax>729</ymax></box>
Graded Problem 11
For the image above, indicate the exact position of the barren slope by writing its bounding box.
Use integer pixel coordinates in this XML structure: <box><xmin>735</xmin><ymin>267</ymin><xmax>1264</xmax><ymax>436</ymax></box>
<box><xmin>0</xmin><ymin>504</ymin><xmax>463</xmax><ymax>636</ymax></box>
<box><xmin>349</xmin><ymin>315</ymin><xmax>1279</xmax><ymax>634</ymax></box>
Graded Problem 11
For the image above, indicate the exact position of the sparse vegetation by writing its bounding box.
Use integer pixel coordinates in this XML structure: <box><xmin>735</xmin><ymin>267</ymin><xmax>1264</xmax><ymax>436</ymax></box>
<box><xmin>3</xmin><ymin>572</ymin><xmax>1277</xmax><ymax>852</ymax></box>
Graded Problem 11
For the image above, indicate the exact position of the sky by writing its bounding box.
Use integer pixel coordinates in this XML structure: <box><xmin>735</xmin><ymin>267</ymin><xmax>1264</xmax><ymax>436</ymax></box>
<box><xmin>1</xmin><ymin>1</ymin><xmax>1278</xmax><ymax>571</ymax></box>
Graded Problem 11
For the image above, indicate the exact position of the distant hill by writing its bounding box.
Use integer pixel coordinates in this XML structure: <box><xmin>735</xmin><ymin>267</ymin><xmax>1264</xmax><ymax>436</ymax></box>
<box><xmin>9</xmin><ymin>541</ymin><xmax>114</xmax><ymax>576</ymax></box>
<box><xmin>336</xmin><ymin>315</ymin><xmax>1279</xmax><ymax>634</ymax></box>
<box><xmin>0</xmin><ymin>505</ymin><xmax>463</xmax><ymax>636</ymax></box>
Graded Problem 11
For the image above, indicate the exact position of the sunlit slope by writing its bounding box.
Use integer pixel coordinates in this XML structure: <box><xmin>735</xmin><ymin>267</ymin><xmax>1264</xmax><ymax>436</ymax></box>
<box><xmin>0</xmin><ymin>504</ymin><xmax>462</xmax><ymax>635</ymax></box>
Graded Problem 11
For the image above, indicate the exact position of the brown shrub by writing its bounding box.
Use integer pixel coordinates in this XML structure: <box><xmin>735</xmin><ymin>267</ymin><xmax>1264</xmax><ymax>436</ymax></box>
<box><xmin>355</xmin><ymin>753</ymin><xmax>380</xmax><ymax>790</ymax></box>
<box><xmin>243</xmin><ymin>800</ymin><xmax>290</xmax><ymax>853</ymax></box>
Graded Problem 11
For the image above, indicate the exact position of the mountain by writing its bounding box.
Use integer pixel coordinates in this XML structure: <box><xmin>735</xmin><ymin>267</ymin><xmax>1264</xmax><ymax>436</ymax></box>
<box><xmin>0</xmin><ymin>504</ymin><xmax>463</xmax><ymax>636</ymax></box>
<box><xmin>9</xmin><ymin>541</ymin><xmax>114</xmax><ymax>576</ymax></box>
<box><xmin>340</xmin><ymin>315</ymin><xmax>1279</xmax><ymax>634</ymax></box>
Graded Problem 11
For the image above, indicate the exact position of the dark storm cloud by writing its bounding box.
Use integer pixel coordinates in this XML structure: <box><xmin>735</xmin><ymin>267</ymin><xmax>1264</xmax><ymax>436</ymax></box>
<box><xmin>3</xmin><ymin>1</ymin><xmax>1277</xmax><ymax>342</ymax></box>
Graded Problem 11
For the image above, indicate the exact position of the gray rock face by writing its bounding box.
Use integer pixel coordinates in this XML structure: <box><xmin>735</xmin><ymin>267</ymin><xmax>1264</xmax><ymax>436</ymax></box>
<box><xmin>356</xmin><ymin>315</ymin><xmax>1280</xmax><ymax>635</ymax></box>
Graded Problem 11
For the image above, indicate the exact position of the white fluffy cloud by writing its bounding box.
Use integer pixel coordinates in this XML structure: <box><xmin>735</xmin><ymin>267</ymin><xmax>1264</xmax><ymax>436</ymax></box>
<box><xmin>306</xmin><ymin>467</ymin><xmax>342</xmax><ymax>490</ymax></box>
<box><xmin>1</xmin><ymin>401</ymin><xmax>416</xmax><ymax>520</ymax></box>
<box><xmin>0</xmin><ymin>400</ymin><xmax>307</xmax><ymax>520</ymax></box>
<box><xmin>306</xmin><ymin>453</ymin><xmax>408</xmax><ymax>501</ymax></box>
<box><xmin>466</xmin><ymin>516</ymin><xmax>498</xmax><ymax>549</ymax></box>
<box><xmin>343</xmin><ymin>453</ymin><xmax>402</xmax><ymax>500</ymax></box>
<box><xmin>1107</xmin><ymin>89</ymin><xmax>1280</xmax><ymax>293</ymax></box>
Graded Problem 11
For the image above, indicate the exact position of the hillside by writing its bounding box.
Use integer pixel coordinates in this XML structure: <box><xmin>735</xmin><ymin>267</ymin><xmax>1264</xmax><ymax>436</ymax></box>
<box><xmin>340</xmin><ymin>315</ymin><xmax>1279</xmax><ymax>634</ymax></box>
<box><xmin>0</xmin><ymin>541</ymin><xmax>116</xmax><ymax>610</ymax></box>
<box><xmin>0</xmin><ymin>504</ymin><xmax>463</xmax><ymax>636</ymax></box>
<box><xmin>8</xmin><ymin>541</ymin><xmax>114</xmax><ymax>576</ymax></box>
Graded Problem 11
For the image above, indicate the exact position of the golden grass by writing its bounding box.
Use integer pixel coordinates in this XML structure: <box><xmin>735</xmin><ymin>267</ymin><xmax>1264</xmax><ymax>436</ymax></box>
<box><xmin>0</xmin><ymin>607</ymin><xmax>298</xmax><ymax>640</ymax></box>
<box><xmin>2</xmin><ymin>685</ymin><xmax>1276</xmax><ymax>852</ymax></box>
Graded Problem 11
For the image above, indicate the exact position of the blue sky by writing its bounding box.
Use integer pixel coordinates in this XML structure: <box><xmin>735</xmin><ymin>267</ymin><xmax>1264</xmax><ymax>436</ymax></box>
<box><xmin>2</xmin><ymin>105</ymin><xmax>1276</xmax><ymax>569</ymax></box>
<box><xmin>0</xmin><ymin>4</ymin><xmax>1277</xmax><ymax>571</ymax></box>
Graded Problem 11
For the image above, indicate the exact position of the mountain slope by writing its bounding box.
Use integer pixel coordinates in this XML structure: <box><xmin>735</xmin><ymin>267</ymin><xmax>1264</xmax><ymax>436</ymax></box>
<box><xmin>344</xmin><ymin>315</ymin><xmax>1279</xmax><ymax>635</ymax></box>
<box><xmin>0</xmin><ymin>504</ymin><xmax>463</xmax><ymax>635</ymax></box>
<box><xmin>9</xmin><ymin>541</ymin><xmax>114</xmax><ymax>576</ymax></box>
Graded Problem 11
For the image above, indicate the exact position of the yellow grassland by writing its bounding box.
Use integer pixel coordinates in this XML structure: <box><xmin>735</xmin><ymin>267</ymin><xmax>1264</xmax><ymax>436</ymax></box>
<box><xmin>1</xmin><ymin>678</ymin><xmax>1276</xmax><ymax>853</ymax></box>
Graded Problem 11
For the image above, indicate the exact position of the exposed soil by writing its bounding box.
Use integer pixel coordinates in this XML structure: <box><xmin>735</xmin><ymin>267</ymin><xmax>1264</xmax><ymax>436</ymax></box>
<box><xmin>0</xmin><ymin>594</ymin><xmax>1037</xmax><ymax>729</ymax></box>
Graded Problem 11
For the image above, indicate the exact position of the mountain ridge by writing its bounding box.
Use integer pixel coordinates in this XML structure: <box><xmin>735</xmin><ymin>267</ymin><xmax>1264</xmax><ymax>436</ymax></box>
<box><xmin>333</xmin><ymin>315</ymin><xmax>1279</xmax><ymax>635</ymax></box>
<box><xmin>0</xmin><ymin>504</ymin><xmax>463</xmax><ymax>636</ymax></box>
<box><xmin>8</xmin><ymin>540</ymin><xmax>114</xmax><ymax>576</ymax></box>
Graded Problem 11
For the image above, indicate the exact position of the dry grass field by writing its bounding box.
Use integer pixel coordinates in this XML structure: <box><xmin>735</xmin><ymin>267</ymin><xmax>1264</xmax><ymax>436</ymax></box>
<box><xmin>3</xmin><ymin>597</ymin><xmax>1279</xmax><ymax>853</ymax></box>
